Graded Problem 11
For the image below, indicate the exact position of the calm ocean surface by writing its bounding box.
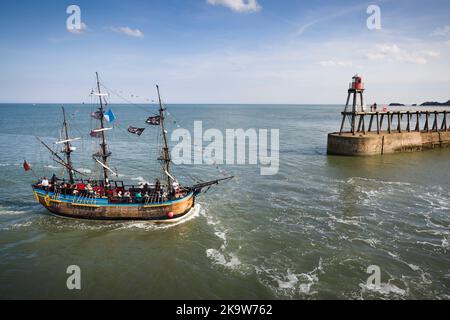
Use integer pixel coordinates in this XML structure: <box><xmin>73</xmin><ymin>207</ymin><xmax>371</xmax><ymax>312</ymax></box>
<box><xmin>0</xmin><ymin>103</ymin><xmax>449</xmax><ymax>299</ymax></box>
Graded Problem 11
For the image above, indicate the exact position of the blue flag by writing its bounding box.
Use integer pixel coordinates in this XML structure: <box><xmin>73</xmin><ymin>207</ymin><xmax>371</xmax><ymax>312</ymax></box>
<box><xmin>104</xmin><ymin>109</ymin><xmax>116</xmax><ymax>123</ymax></box>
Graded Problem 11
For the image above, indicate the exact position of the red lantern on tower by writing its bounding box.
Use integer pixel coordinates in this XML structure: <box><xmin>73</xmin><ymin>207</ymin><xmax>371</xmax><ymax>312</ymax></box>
<box><xmin>351</xmin><ymin>74</ymin><xmax>364</xmax><ymax>90</ymax></box>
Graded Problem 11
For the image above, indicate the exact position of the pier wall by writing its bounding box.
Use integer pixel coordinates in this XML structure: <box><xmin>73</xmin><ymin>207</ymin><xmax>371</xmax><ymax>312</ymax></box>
<box><xmin>327</xmin><ymin>131</ymin><xmax>450</xmax><ymax>156</ymax></box>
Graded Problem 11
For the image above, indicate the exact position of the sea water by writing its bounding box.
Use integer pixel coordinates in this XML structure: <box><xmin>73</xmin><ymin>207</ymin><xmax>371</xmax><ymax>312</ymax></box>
<box><xmin>0</xmin><ymin>103</ymin><xmax>449</xmax><ymax>299</ymax></box>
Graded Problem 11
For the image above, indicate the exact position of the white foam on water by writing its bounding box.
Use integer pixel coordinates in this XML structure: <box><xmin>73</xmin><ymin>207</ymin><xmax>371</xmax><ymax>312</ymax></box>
<box><xmin>441</xmin><ymin>238</ymin><xmax>449</xmax><ymax>248</ymax></box>
<box><xmin>274</xmin><ymin>270</ymin><xmax>319</xmax><ymax>295</ymax></box>
<box><xmin>1</xmin><ymin>215</ymin><xmax>36</xmax><ymax>231</ymax></box>
<box><xmin>214</xmin><ymin>231</ymin><xmax>227</xmax><ymax>242</ymax></box>
<box><xmin>76</xmin><ymin>168</ymin><xmax>92</xmax><ymax>174</ymax></box>
<box><xmin>417</xmin><ymin>241</ymin><xmax>444</xmax><ymax>248</ymax></box>
<box><xmin>326</xmin><ymin>212</ymin><xmax>363</xmax><ymax>227</ymax></box>
<box><xmin>387</xmin><ymin>251</ymin><xmax>399</xmax><ymax>259</ymax></box>
<box><xmin>359</xmin><ymin>283</ymin><xmax>406</xmax><ymax>297</ymax></box>
<box><xmin>298</xmin><ymin>274</ymin><xmax>319</xmax><ymax>295</ymax></box>
<box><xmin>116</xmin><ymin>203</ymin><xmax>202</xmax><ymax>231</ymax></box>
<box><xmin>276</xmin><ymin>270</ymin><xmax>299</xmax><ymax>289</ymax></box>
<box><xmin>0</xmin><ymin>206</ymin><xmax>28</xmax><ymax>216</ymax></box>
<box><xmin>351</xmin><ymin>237</ymin><xmax>381</xmax><ymax>248</ymax></box>
<box><xmin>131</xmin><ymin>176</ymin><xmax>151</xmax><ymax>184</ymax></box>
<box><xmin>44</xmin><ymin>165</ymin><xmax>59</xmax><ymax>169</ymax></box>
<box><xmin>347</xmin><ymin>177</ymin><xmax>412</xmax><ymax>187</ymax></box>
<box><xmin>415</xmin><ymin>228</ymin><xmax>450</xmax><ymax>237</ymax></box>
<box><xmin>418</xmin><ymin>191</ymin><xmax>450</xmax><ymax>211</ymax></box>
<box><xmin>206</xmin><ymin>249</ymin><xmax>241</xmax><ymax>270</ymax></box>
<box><xmin>258</xmin><ymin>258</ymin><xmax>323</xmax><ymax>298</ymax></box>
<box><xmin>383</xmin><ymin>251</ymin><xmax>431</xmax><ymax>285</ymax></box>
<box><xmin>0</xmin><ymin>163</ymin><xmax>13</xmax><ymax>167</ymax></box>
<box><xmin>408</xmin><ymin>264</ymin><xmax>420</xmax><ymax>271</ymax></box>
<box><xmin>0</xmin><ymin>162</ymin><xmax>22</xmax><ymax>167</ymax></box>
<box><xmin>202</xmin><ymin>204</ymin><xmax>245</xmax><ymax>272</ymax></box>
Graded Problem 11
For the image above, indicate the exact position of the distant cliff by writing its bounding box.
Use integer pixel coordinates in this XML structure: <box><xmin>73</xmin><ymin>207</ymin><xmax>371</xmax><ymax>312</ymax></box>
<box><xmin>420</xmin><ymin>100</ymin><xmax>450</xmax><ymax>106</ymax></box>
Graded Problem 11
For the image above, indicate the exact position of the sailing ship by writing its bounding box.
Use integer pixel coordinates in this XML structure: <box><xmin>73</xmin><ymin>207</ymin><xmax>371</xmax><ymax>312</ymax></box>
<box><xmin>31</xmin><ymin>73</ymin><xmax>232</xmax><ymax>221</ymax></box>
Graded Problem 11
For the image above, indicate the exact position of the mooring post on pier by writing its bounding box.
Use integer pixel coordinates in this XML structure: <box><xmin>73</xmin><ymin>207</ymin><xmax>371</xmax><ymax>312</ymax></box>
<box><xmin>407</xmin><ymin>111</ymin><xmax>411</xmax><ymax>132</ymax></box>
<box><xmin>432</xmin><ymin>111</ymin><xmax>438</xmax><ymax>131</ymax></box>
<box><xmin>415</xmin><ymin>112</ymin><xmax>420</xmax><ymax>132</ymax></box>
<box><xmin>443</xmin><ymin>111</ymin><xmax>448</xmax><ymax>131</ymax></box>
<box><xmin>387</xmin><ymin>112</ymin><xmax>392</xmax><ymax>133</ymax></box>
<box><xmin>376</xmin><ymin>112</ymin><xmax>380</xmax><ymax>134</ymax></box>
<box><xmin>362</xmin><ymin>115</ymin><xmax>366</xmax><ymax>134</ymax></box>
<box><xmin>425</xmin><ymin>112</ymin><xmax>430</xmax><ymax>132</ymax></box>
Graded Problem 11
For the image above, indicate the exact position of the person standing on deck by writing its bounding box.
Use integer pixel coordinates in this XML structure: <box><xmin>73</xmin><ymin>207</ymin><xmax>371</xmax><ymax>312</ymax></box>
<box><xmin>124</xmin><ymin>191</ymin><xmax>131</xmax><ymax>203</ymax></box>
<box><xmin>135</xmin><ymin>191</ymin><xmax>142</xmax><ymax>203</ymax></box>
<box><xmin>51</xmin><ymin>174</ymin><xmax>58</xmax><ymax>186</ymax></box>
<box><xmin>172</xmin><ymin>180</ymin><xmax>180</xmax><ymax>197</ymax></box>
<box><xmin>41</xmin><ymin>177</ymin><xmax>49</xmax><ymax>191</ymax></box>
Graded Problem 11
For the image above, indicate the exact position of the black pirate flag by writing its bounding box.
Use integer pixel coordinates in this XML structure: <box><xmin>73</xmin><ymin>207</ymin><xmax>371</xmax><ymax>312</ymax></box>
<box><xmin>146</xmin><ymin>116</ymin><xmax>160</xmax><ymax>126</ymax></box>
<box><xmin>127</xmin><ymin>126</ymin><xmax>145</xmax><ymax>136</ymax></box>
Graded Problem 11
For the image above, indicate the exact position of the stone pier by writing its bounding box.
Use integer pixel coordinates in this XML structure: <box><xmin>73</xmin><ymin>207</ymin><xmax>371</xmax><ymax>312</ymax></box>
<box><xmin>328</xmin><ymin>110</ymin><xmax>450</xmax><ymax>156</ymax></box>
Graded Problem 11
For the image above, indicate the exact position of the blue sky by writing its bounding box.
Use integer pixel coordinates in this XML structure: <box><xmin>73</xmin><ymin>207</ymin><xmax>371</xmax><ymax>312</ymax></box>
<box><xmin>0</xmin><ymin>0</ymin><xmax>449</xmax><ymax>104</ymax></box>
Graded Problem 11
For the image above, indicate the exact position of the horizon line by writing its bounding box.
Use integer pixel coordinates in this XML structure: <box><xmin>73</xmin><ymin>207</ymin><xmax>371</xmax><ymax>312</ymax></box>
<box><xmin>0</xmin><ymin>102</ymin><xmax>347</xmax><ymax>106</ymax></box>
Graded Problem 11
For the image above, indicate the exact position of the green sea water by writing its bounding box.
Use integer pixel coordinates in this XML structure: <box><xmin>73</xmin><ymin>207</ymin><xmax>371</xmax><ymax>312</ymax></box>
<box><xmin>0</xmin><ymin>103</ymin><xmax>449</xmax><ymax>299</ymax></box>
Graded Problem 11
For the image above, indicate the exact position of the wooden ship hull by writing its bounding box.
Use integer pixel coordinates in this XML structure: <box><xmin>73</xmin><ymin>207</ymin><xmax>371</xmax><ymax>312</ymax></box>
<box><xmin>33</xmin><ymin>187</ymin><xmax>195</xmax><ymax>221</ymax></box>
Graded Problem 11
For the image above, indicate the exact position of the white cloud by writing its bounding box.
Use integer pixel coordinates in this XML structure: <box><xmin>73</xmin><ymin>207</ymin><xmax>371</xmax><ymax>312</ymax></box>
<box><xmin>319</xmin><ymin>60</ymin><xmax>353</xmax><ymax>67</ymax></box>
<box><xmin>423</xmin><ymin>51</ymin><xmax>441</xmax><ymax>58</ymax></box>
<box><xmin>67</xmin><ymin>22</ymin><xmax>87</xmax><ymax>35</ymax></box>
<box><xmin>447</xmin><ymin>40</ymin><xmax>450</xmax><ymax>46</ymax></box>
<box><xmin>366</xmin><ymin>44</ymin><xmax>440</xmax><ymax>65</ymax></box>
<box><xmin>432</xmin><ymin>26</ymin><xmax>450</xmax><ymax>37</ymax></box>
<box><xmin>111</xmin><ymin>26</ymin><xmax>144</xmax><ymax>38</ymax></box>
<box><xmin>206</xmin><ymin>0</ymin><xmax>261</xmax><ymax>13</ymax></box>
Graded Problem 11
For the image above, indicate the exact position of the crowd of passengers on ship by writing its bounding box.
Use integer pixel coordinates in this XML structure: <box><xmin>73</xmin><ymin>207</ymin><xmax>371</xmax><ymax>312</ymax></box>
<box><xmin>35</xmin><ymin>175</ymin><xmax>183</xmax><ymax>204</ymax></box>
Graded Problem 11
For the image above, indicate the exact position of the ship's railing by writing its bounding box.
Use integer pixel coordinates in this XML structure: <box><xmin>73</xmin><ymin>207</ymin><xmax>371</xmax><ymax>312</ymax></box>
<box><xmin>44</xmin><ymin>181</ymin><xmax>182</xmax><ymax>205</ymax></box>
<box><xmin>108</xmin><ymin>192</ymin><xmax>169</xmax><ymax>205</ymax></box>
<box><xmin>339</xmin><ymin>110</ymin><xmax>450</xmax><ymax>135</ymax></box>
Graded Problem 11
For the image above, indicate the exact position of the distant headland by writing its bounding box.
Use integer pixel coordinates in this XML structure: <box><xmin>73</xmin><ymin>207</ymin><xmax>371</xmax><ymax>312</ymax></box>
<box><xmin>419</xmin><ymin>100</ymin><xmax>450</xmax><ymax>106</ymax></box>
<box><xmin>388</xmin><ymin>100</ymin><xmax>450</xmax><ymax>107</ymax></box>
<box><xmin>389</xmin><ymin>103</ymin><xmax>405</xmax><ymax>106</ymax></box>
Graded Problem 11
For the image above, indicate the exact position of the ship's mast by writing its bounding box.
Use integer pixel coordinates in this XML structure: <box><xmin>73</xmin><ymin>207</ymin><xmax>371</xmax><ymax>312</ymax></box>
<box><xmin>156</xmin><ymin>85</ymin><xmax>172</xmax><ymax>190</ymax></box>
<box><xmin>95</xmin><ymin>72</ymin><xmax>110</xmax><ymax>183</ymax></box>
<box><xmin>61</xmin><ymin>106</ymin><xmax>75</xmax><ymax>183</ymax></box>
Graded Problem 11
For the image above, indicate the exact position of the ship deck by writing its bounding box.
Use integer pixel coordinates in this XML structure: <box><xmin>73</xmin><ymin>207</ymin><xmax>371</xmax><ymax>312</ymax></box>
<box><xmin>33</xmin><ymin>187</ymin><xmax>194</xmax><ymax>208</ymax></box>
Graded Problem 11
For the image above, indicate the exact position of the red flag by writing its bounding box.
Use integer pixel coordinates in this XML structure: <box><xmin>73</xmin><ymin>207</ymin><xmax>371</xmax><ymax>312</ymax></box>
<box><xmin>90</xmin><ymin>130</ymin><xmax>103</xmax><ymax>138</ymax></box>
<box><xmin>23</xmin><ymin>160</ymin><xmax>31</xmax><ymax>171</ymax></box>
